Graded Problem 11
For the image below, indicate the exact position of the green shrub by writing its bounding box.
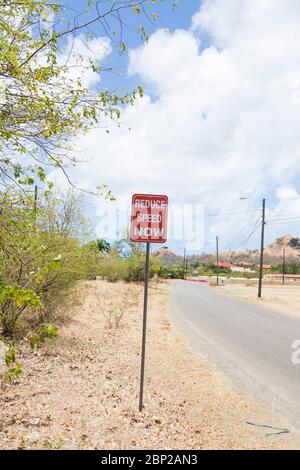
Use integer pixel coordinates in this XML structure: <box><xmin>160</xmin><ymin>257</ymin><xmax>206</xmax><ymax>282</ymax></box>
<box><xmin>29</xmin><ymin>323</ymin><xmax>58</xmax><ymax>349</ymax></box>
<box><xmin>159</xmin><ymin>265</ymin><xmax>184</xmax><ymax>279</ymax></box>
<box><xmin>0</xmin><ymin>342</ymin><xmax>22</xmax><ymax>383</ymax></box>
<box><xmin>98</xmin><ymin>253</ymin><xmax>160</xmax><ymax>283</ymax></box>
<box><xmin>0</xmin><ymin>190</ymin><xmax>102</xmax><ymax>337</ymax></box>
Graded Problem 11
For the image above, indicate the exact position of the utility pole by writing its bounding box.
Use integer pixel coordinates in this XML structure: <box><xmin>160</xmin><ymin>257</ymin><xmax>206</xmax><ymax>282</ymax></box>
<box><xmin>216</xmin><ymin>235</ymin><xmax>219</xmax><ymax>286</ymax></box>
<box><xmin>258</xmin><ymin>198</ymin><xmax>266</xmax><ymax>298</ymax></box>
<box><xmin>282</xmin><ymin>248</ymin><xmax>286</xmax><ymax>285</ymax></box>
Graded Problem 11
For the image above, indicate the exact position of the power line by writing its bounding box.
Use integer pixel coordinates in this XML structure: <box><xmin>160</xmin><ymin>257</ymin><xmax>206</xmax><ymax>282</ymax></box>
<box><xmin>267</xmin><ymin>216</ymin><xmax>300</xmax><ymax>222</ymax></box>
<box><xmin>238</xmin><ymin>221</ymin><xmax>261</xmax><ymax>251</ymax></box>
<box><xmin>268</xmin><ymin>220</ymin><xmax>300</xmax><ymax>226</ymax></box>
<box><xmin>223</xmin><ymin>208</ymin><xmax>261</xmax><ymax>251</ymax></box>
<box><xmin>202</xmin><ymin>209</ymin><xmax>259</xmax><ymax>219</ymax></box>
<box><xmin>226</xmin><ymin>219</ymin><xmax>261</xmax><ymax>252</ymax></box>
<box><xmin>267</xmin><ymin>196</ymin><xmax>300</xmax><ymax>202</ymax></box>
<box><xmin>242</xmin><ymin>196</ymin><xmax>300</xmax><ymax>202</ymax></box>
<box><xmin>82</xmin><ymin>199</ymin><xmax>259</xmax><ymax>219</ymax></box>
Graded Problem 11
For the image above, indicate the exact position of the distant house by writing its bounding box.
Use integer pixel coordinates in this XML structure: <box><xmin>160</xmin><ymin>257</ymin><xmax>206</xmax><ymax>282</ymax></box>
<box><xmin>214</xmin><ymin>261</ymin><xmax>238</xmax><ymax>269</ymax></box>
<box><xmin>256</xmin><ymin>264</ymin><xmax>272</xmax><ymax>270</ymax></box>
<box><xmin>214</xmin><ymin>261</ymin><xmax>255</xmax><ymax>273</ymax></box>
<box><xmin>239</xmin><ymin>261</ymin><xmax>255</xmax><ymax>267</ymax></box>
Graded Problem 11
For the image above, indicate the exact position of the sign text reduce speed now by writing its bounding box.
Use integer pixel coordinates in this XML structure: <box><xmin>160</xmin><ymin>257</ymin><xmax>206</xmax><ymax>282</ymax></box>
<box><xmin>130</xmin><ymin>194</ymin><xmax>168</xmax><ymax>244</ymax></box>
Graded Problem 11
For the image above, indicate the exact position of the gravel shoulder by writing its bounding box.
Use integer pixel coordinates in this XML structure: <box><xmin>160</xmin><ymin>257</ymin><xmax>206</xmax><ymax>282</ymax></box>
<box><xmin>219</xmin><ymin>283</ymin><xmax>300</xmax><ymax>317</ymax></box>
<box><xmin>0</xmin><ymin>280</ymin><xmax>298</xmax><ymax>450</ymax></box>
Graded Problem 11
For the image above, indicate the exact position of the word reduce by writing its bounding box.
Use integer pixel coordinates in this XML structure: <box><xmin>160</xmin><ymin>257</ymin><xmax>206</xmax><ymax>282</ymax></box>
<box><xmin>130</xmin><ymin>194</ymin><xmax>168</xmax><ymax>244</ymax></box>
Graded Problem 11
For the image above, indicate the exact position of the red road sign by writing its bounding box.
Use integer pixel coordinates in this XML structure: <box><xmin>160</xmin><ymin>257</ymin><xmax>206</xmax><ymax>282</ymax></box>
<box><xmin>130</xmin><ymin>194</ymin><xmax>168</xmax><ymax>244</ymax></box>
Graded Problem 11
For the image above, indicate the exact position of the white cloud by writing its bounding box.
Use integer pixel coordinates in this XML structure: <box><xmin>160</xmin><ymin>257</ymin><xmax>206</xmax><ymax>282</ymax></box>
<box><xmin>62</xmin><ymin>0</ymin><xmax>300</xmax><ymax>251</ymax></box>
<box><xmin>276</xmin><ymin>186</ymin><xmax>298</xmax><ymax>201</ymax></box>
<box><xmin>57</xmin><ymin>34</ymin><xmax>112</xmax><ymax>88</ymax></box>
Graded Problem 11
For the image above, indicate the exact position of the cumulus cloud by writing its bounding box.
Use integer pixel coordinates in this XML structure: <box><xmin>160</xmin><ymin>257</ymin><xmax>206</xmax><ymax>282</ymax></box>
<box><xmin>57</xmin><ymin>34</ymin><xmax>112</xmax><ymax>88</ymax></box>
<box><xmin>64</xmin><ymin>0</ymin><xmax>300</xmax><ymax>251</ymax></box>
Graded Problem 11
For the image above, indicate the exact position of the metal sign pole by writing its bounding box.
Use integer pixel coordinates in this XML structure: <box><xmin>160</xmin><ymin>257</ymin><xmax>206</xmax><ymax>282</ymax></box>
<box><xmin>139</xmin><ymin>242</ymin><xmax>151</xmax><ymax>412</ymax></box>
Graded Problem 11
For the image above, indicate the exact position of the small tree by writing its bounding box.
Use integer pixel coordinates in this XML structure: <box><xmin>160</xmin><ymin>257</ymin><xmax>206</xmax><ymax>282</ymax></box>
<box><xmin>96</xmin><ymin>238</ymin><xmax>111</xmax><ymax>254</ymax></box>
<box><xmin>0</xmin><ymin>188</ymin><xmax>101</xmax><ymax>336</ymax></box>
<box><xmin>0</xmin><ymin>0</ymin><xmax>174</xmax><ymax>192</ymax></box>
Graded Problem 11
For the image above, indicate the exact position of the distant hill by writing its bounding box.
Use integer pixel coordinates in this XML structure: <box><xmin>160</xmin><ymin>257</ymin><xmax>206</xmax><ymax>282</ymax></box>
<box><xmin>217</xmin><ymin>235</ymin><xmax>300</xmax><ymax>266</ymax></box>
<box><xmin>265</xmin><ymin>235</ymin><xmax>300</xmax><ymax>260</ymax></box>
<box><xmin>152</xmin><ymin>246</ymin><xmax>180</xmax><ymax>265</ymax></box>
<box><xmin>153</xmin><ymin>235</ymin><xmax>300</xmax><ymax>266</ymax></box>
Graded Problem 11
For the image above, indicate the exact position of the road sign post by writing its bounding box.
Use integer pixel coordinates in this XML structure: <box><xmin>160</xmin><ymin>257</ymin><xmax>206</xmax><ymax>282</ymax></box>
<box><xmin>130</xmin><ymin>194</ymin><xmax>168</xmax><ymax>411</ymax></box>
<box><xmin>139</xmin><ymin>242</ymin><xmax>150</xmax><ymax>412</ymax></box>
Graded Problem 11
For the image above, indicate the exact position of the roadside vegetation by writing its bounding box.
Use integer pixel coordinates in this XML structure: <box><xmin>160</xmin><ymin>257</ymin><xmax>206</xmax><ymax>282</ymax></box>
<box><xmin>0</xmin><ymin>187</ymin><xmax>168</xmax><ymax>380</ymax></box>
<box><xmin>270</xmin><ymin>261</ymin><xmax>300</xmax><ymax>275</ymax></box>
<box><xmin>0</xmin><ymin>0</ymin><xmax>176</xmax><ymax>381</ymax></box>
<box><xmin>0</xmin><ymin>188</ymin><xmax>100</xmax><ymax>378</ymax></box>
<box><xmin>97</xmin><ymin>239</ymin><xmax>161</xmax><ymax>283</ymax></box>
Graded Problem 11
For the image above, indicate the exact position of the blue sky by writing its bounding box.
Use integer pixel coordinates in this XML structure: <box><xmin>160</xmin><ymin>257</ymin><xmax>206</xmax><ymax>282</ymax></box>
<box><xmin>68</xmin><ymin>1</ymin><xmax>199</xmax><ymax>38</ymax></box>
<box><xmin>52</xmin><ymin>1</ymin><xmax>300</xmax><ymax>254</ymax></box>
<box><xmin>63</xmin><ymin>1</ymin><xmax>201</xmax><ymax>92</ymax></box>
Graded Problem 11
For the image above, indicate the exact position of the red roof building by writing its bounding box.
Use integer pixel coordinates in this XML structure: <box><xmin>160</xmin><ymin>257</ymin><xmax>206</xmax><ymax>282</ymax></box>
<box><xmin>239</xmin><ymin>261</ymin><xmax>254</xmax><ymax>267</ymax></box>
<box><xmin>256</xmin><ymin>264</ymin><xmax>272</xmax><ymax>270</ymax></box>
<box><xmin>214</xmin><ymin>261</ymin><xmax>238</xmax><ymax>268</ymax></box>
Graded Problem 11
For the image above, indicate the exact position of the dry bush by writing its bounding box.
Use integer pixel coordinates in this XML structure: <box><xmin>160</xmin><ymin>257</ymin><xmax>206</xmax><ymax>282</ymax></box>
<box><xmin>96</xmin><ymin>286</ymin><xmax>141</xmax><ymax>329</ymax></box>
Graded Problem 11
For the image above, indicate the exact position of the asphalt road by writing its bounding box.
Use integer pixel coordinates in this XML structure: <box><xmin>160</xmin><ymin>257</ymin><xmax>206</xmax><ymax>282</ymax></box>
<box><xmin>170</xmin><ymin>281</ymin><xmax>300</xmax><ymax>429</ymax></box>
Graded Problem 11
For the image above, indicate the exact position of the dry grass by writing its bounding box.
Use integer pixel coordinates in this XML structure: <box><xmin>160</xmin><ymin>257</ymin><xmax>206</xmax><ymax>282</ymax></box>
<box><xmin>0</xmin><ymin>280</ymin><xmax>299</xmax><ymax>450</ymax></box>
<box><xmin>220</xmin><ymin>283</ymin><xmax>300</xmax><ymax>317</ymax></box>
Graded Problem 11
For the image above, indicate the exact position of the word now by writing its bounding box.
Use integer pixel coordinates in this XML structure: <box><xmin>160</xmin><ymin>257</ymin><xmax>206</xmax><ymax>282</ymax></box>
<box><xmin>133</xmin><ymin>227</ymin><xmax>165</xmax><ymax>238</ymax></box>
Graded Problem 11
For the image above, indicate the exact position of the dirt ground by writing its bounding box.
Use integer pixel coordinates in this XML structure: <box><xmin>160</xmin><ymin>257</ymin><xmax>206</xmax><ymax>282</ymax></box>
<box><xmin>220</xmin><ymin>283</ymin><xmax>300</xmax><ymax>317</ymax></box>
<box><xmin>0</xmin><ymin>280</ymin><xmax>299</xmax><ymax>450</ymax></box>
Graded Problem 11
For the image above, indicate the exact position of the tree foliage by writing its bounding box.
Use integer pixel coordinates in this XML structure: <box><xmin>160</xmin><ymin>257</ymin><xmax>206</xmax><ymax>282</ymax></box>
<box><xmin>0</xmin><ymin>0</ymin><xmax>177</xmax><ymax>377</ymax></box>
<box><xmin>0</xmin><ymin>0</ymin><xmax>173</xmax><ymax>191</ymax></box>
<box><xmin>95</xmin><ymin>238</ymin><xmax>111</xmax><ymax>253</ymax></box>
<box><xmin>0</xmin><ymin>188</ymin><xmax>101</xmax><ymax>337</ymax></box>
<box><xmin>98</xmin><ymin>247</ymin><xmax>160</xmax><ymax>282</ymax></box>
